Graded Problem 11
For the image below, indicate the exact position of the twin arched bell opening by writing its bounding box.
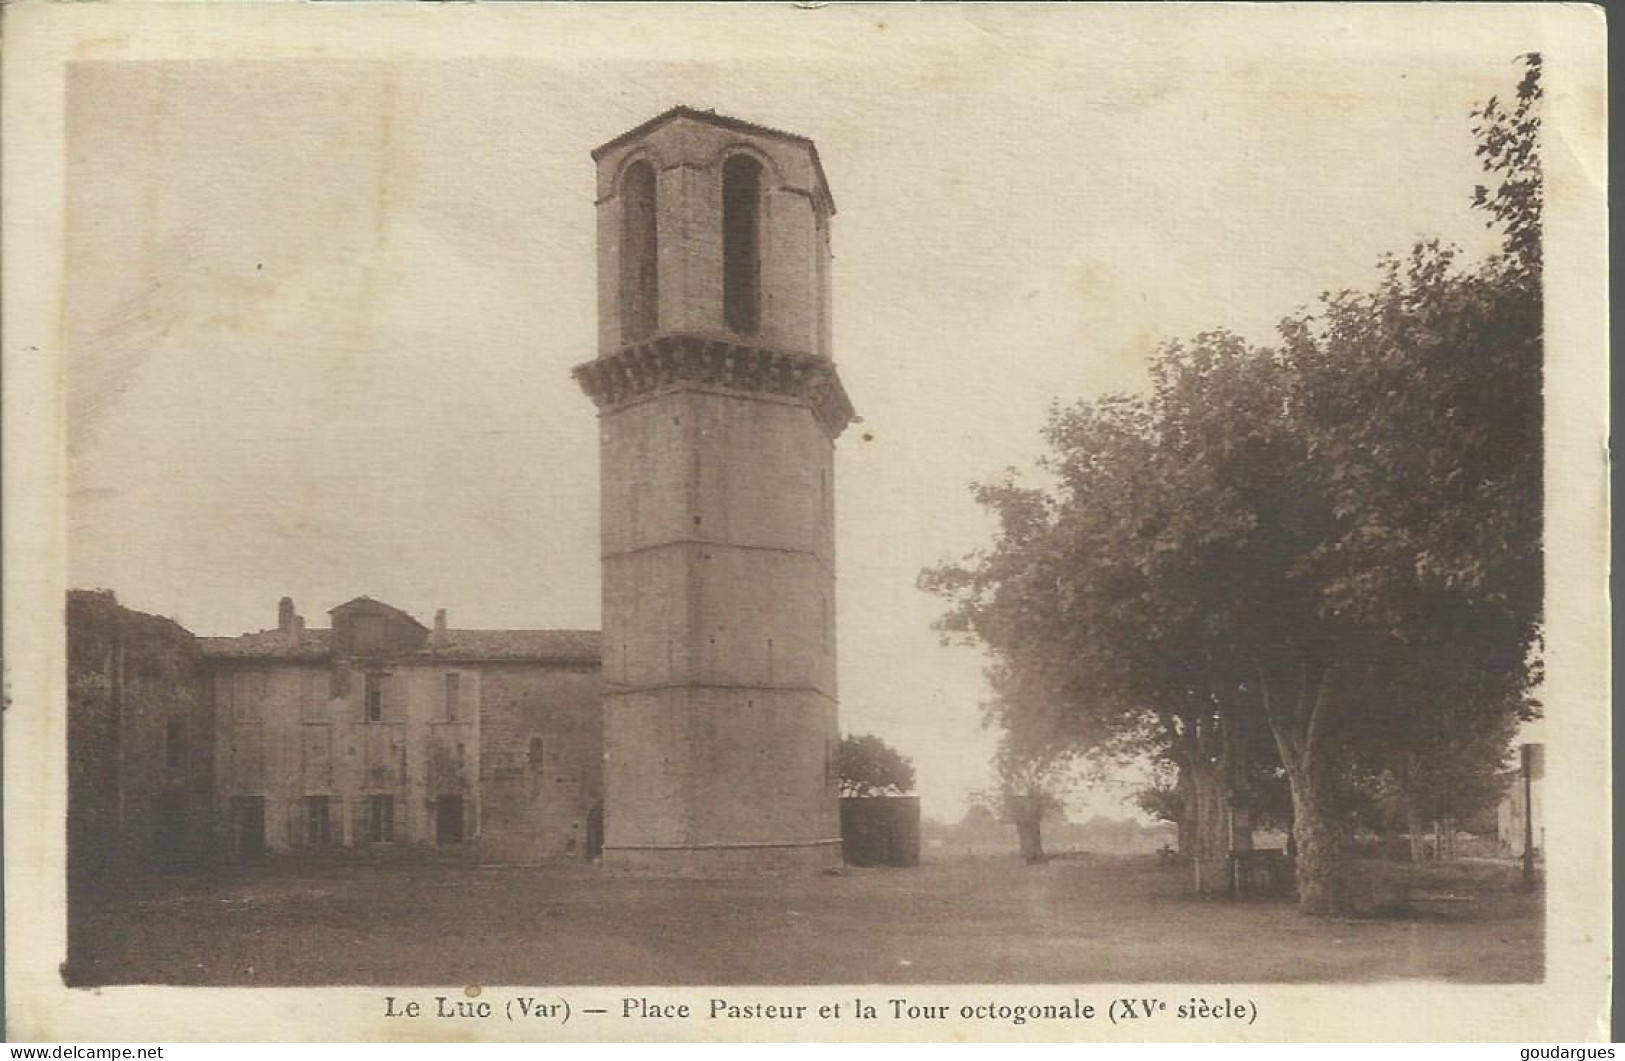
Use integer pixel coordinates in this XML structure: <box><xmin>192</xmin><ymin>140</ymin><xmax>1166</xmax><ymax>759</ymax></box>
<box><xmin>595</xmin><ymin>108</ymin><xmax>834</xmax><ymax>361</ymax></box>
<box><xmin>617</xmin><ymin>151</ymin><xmax>765</xmax><ymax>343</ymax></box>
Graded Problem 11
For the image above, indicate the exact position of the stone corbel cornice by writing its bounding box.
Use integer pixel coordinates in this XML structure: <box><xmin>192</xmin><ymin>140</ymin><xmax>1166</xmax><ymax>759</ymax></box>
<box><xmin>574</xmin><ymin>335</ymin><xmax>857</xmax><ymax>439</ymax></box>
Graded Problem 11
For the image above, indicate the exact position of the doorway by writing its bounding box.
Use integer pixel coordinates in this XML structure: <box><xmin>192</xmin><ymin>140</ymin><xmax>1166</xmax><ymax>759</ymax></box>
<box><xmin>154</xmin><ymin>790</ymin><xmax>188</xmax><ymax>871</ymax></box>
<box><xmin>303</xmin><ymin>795</ymin><xmax>333</xmax><ymax>849</ymax></box>
<box><xmin>436</xmin><ymin>795</ymin><xmax>464</xmax><ymax>844</ymax></box>
<box><xmin>231</xmin><ymin>796</ymin><xmax>266</xmax><ymax>861</ymax></box>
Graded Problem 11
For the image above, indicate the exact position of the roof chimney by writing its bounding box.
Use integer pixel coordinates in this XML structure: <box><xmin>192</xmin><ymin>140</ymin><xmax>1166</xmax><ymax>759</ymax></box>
<box><xmin>434</xmin><ymin>608</ymin><xmax>447</xmax><ymax>642</ymax></box>
<box><xmin>278</xmin><ymin>596</ymin><xmax>295</xmax><ymax>632</ymax></box>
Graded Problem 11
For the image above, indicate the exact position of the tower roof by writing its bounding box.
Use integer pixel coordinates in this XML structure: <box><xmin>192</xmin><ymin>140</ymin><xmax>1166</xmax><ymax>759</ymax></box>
<box><xmin>591</xmin><ymin>105</ymin><xmax>835</xmax><ymax>215</ymax></box>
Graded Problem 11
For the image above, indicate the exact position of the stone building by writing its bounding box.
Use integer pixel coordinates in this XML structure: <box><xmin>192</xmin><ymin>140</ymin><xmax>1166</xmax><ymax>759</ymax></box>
<box><xmin>575</xmin><ymin>107</ymin><xmax>856</xmax><ymax>872</ymax></box>
<box><xmin>199</xmin><ymin>596</ymin><xmax>602</xmax><ymax>861</ymax></box>
<box><xmin>67</xmin><ymin>590</ymin><xmax>216</xmax><ymax>885</ymax></box>
<box><xmin>67</xmin><ymin>591</ymin><xmax>604</xmax><ymax>871</ymax></box>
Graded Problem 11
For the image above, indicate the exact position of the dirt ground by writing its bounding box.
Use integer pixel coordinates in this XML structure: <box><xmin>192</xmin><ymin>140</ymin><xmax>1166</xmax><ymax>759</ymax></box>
<box><xmin>66</xmin><ymin>853</ymin><xmax>1542</xmax><ymax>986</ymax></box>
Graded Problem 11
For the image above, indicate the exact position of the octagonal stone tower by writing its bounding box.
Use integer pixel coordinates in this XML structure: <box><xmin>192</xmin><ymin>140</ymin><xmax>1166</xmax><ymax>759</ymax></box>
<box><xmin>574</xmin><ymin>108</ymin><xmax>856</xmax><ymax>873</ymax></box>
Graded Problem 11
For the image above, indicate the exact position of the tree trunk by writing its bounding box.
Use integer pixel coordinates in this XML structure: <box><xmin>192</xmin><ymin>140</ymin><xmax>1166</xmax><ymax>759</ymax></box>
<box><xmin>1015</xmin><ymin>812</ymin><xmax>1046</xmax><ymax>863</ymax></box>
<box><xmin>1287</xmin><ymin>768</ymin><xmax>1346</xmax><ymax>915</ymax></box>
<box><xmin>1188</xmin><ymin>755</ymin><xmax>1231</xmax><ymax>892</ymax></box>
<box><xmin>1175</xmin><ymin>761</ymin><xmax>1195</xmax><ymax>858</ymax></box>
<box><xmin>1189</xmin><ymin>757</ymin><xmax>1230</xmax><ymax>859</ymax></box>
<box><xmin>1261</xmin><ymin>667</ymin><xmax>1348</xmax><ymax>916</ymax></box>
<box><xmin>1406</xmin><ymin>801</ymin><xmax>1427</xmax><ymax>864</ymax></box>
<box><xmin>1396</xmin><ymin>755</ymin><xmax>1426</xmax><ymax>863</ymax></box>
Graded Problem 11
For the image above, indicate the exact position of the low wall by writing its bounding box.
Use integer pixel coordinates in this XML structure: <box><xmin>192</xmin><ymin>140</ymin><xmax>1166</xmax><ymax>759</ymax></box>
<box><xmin>840</xmin><ymin>796</ymin><xmax>920</xmax><ymax>867</ymax></box>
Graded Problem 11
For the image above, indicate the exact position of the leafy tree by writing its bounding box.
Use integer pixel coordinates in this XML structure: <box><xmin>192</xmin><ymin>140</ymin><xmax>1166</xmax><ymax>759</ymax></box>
<box><xmin>1133</xmin><ymin>773</ymin><xmax>1183</xmax><ymax>827</ymax></box>
<box><xmin>1471</xmin><ymin>53</ymin><xmax>1543</xmax><ymax>279</ymax></box>
<box><xmin>838</xmin><ymin>733</ymin><xmax>916</xmax><ymax>797</ymax></box>
<box><xmin>923</xmin><ymin>57</ymin><xmax>1542</xmax><ymax>913</ymax></box>
<box><xmin>972</xmin><ymin>737</ymin><xmax>1078</xmax><ymax>863</ymax></box>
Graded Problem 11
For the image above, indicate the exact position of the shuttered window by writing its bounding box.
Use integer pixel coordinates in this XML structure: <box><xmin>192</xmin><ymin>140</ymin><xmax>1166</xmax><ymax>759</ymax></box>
<box><xmin>365</xmin><ymin>673</ymin><xmax>386</xmax><ymax>723</ymax></box>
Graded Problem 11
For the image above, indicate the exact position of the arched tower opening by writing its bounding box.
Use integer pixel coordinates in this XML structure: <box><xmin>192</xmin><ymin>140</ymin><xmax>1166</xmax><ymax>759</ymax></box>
<box><xmin>722</xmin><ymin>153</ymin><xmax>762</xmax><ymax>335</ymax></box>
<box><xmin>619</xmin><ymin>160</ymin><xmax>659</xmax><ymax>342</ymax></box>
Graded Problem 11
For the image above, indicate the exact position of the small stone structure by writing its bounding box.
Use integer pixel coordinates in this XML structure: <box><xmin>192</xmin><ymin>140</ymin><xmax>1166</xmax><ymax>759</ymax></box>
<box><xmin>840</xmin><ymin>796</ymin><xmax>921</xmax><ymax>867</ymax></box>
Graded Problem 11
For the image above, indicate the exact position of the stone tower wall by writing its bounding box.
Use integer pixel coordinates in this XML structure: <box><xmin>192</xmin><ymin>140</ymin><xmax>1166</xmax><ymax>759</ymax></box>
<box><xmin>581</xmin><ymin>110</ymin><xmax>850</xmax><ymax>873</ymax></box>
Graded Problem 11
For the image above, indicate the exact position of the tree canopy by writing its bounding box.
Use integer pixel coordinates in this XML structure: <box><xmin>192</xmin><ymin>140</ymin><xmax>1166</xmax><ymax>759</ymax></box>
<box><xmin>838</xmin><ymin>733</ymin><xmax>917</xmax><ymax>798</ymax></box>
<box><xmin>922</xmin><ymin>55</ymin><xmax>1542</xmax><ymax>913</ymax></box>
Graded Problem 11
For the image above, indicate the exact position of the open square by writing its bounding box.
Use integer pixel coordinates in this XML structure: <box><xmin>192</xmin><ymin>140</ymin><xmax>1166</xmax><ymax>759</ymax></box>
<box><xmin>68</xmin><ymin>854</ymin><xmax>1541</xmax><ymax>987</ymax></box>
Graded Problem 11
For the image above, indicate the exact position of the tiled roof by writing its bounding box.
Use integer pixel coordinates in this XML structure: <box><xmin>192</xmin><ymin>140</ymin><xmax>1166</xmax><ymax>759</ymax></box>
<box><xmin>328</xmin><ymin>595</ymin><xmax>428</xmax><ymax>629</ymax></box>
<box><xmin>197</xmin><ymin>628</ymin><xmax>601</xmax><ymax>665</ymax></box>
<box><xmin>596</xmin><ymin>105</ymin><xmax>819</xmax><ymax>155</ymax></box>
<box><xmin>417</xmin><ymin>630</ymin><xmax>602</xmax><ymax>664</ymax></box>
<box><xmin>198</xmin><ymin>629</ymin><xmax>333</xmax><ymax>661</ymax></box>
<box><xmin>591</xmin><ymin>105</ymin><xmax>835</xmax><ymax>214</ymax></box>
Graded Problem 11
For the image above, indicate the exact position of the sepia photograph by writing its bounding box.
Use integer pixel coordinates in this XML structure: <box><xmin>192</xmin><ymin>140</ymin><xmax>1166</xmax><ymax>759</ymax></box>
<box><xmin>4</xmin><ymin>1</ymin><xmax>1609</xmax><ymax>1043</ymax></box>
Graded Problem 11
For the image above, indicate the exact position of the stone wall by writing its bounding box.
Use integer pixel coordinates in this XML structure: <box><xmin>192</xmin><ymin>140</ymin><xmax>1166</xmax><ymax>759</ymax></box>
<box><xmin>476</xmin><ymin>662</ymin><xmax>604</xmax><ymax>862</ymax></box>
<box><xmin>66</xmin><ymin>590</ymin><xmax>214</xmax><ymax>887</ymax></box>
<box><xmin>599</xmin><ymin>388</ymin><xmax>841</xmax><ymax>871</ymax></box>
<box><xmin>213</xmin><ymin>661</ymin><xmax>482</xmax><ymax>851</ymax></box>
<box><xmin>208</xmin><ymin>653</ymin><xmax>602</xmax><ymax>859</ymax></box>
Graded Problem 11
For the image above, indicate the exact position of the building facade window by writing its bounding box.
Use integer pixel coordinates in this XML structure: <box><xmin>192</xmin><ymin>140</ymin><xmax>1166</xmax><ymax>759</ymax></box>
<box><xmin>231</xmin><ymin>796</ymin><xmax>266</xmax><ymax>857</ymax></box>
<box><xmin>445</xmin><ymin>672</ymin><xmax>461</xmax><ymax>721</ymax></box>
<box><xmin>620</xmin><ymin>160</ymin><xmax>659</xmax><ymax>342</ymax></box>
<box><xmin>722</xmin><ymin>154</ymin><xmax>762</xmax><ymax>334</ymax></box>
<box><xmin>303</xmin><ymin>795</ymin><xmax>332</xmax><ymax>848</ymax></box>
<box><xmin>232</xmin><ymin>670</ymin><xmax>268</xmax><ymax>720</ymax></box>
<box><xmin>165</xmin><ymin>719</ymin><xmax>186</xmax><ymax>770</ymax></box>
<box><xmin>367</xmin><ymin>795</ymin><xmax>395</xmax><ymax>843</ymax></box>
<box><xmin>528</xmin><ymin>736</ymin><xmax>545</xmax><ymax>765</ymax></box>
<box><xmin>298</xmin><ymin>670</ymin><xmax>318</xmax><ymax>721</ymax></box>
<box><xmin>365</xmin><ymin>673</ymin><xmax>385</xmax><ymax>723</ymax></box>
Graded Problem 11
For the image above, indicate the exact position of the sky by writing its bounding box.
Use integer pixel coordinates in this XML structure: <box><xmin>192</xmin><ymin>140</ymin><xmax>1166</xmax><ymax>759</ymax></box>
<box><xmin>64</xmin><ymin>7</ymin><xmax>1528</xmax><ymax>822</ymax></box>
